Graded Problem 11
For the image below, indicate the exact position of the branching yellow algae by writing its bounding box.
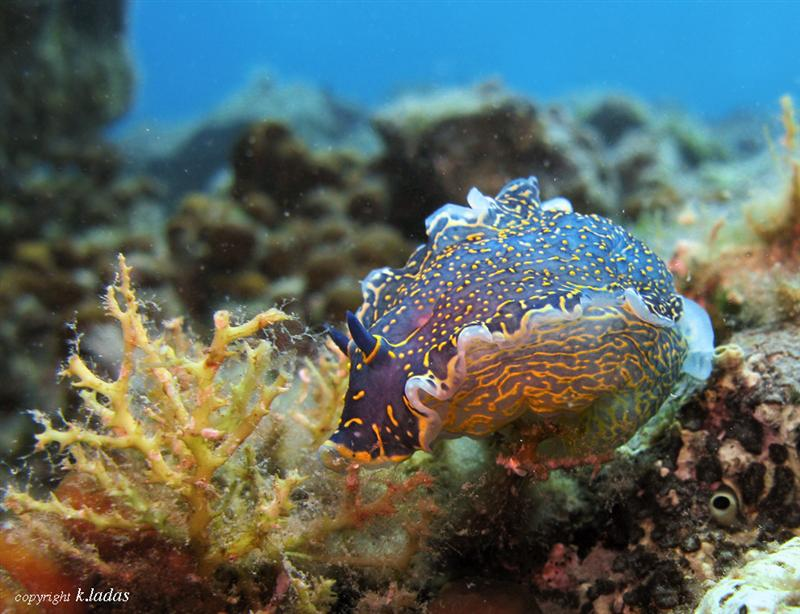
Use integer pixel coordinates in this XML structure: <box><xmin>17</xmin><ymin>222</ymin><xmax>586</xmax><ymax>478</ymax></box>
<box><xmin>8</xmin><ymin>255</ymin><xmax>291</xmax><ymax>567</ymax></box>
<box><xmin>1</xmin><ymin>255</ymin><xmax>435</xmax><ymax>612</ymax></box>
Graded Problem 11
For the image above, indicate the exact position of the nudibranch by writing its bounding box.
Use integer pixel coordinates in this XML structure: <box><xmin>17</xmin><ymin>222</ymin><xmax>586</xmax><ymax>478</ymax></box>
<box><xmin>320</xmin><ymin>177</ymin><xmax>713</xmax><ymax>468</ymax></box>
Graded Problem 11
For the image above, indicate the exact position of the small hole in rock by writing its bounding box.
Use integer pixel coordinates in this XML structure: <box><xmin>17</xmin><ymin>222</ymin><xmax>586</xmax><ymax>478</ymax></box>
<box><xmin>712</xmin><ymin>496</ymin><xmax>731</xmax><ymax>510</ymax></box>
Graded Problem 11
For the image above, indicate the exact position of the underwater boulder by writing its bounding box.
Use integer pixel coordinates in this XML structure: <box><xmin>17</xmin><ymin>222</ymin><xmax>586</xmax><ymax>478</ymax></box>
<box><xmin>120</xmin><ymin>74</ymin><xmax>381</xmax><ymax>199</ymax></box>
<box><xmin>579</xmin><ymin>93</ymin><xmax>648</xmax><ymax>146</ymax></box>
<box><xmin>373</xmin><ymin>83</ymin><xmax>615</xmax><ymax>235</ymax></box>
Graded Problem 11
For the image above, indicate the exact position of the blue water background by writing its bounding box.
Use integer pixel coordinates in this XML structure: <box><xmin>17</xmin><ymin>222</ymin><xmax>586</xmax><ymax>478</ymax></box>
<box><xmin>126</xmin><ymin>1</ymin><xmax>800</xmax><ymax>126</ymax></box>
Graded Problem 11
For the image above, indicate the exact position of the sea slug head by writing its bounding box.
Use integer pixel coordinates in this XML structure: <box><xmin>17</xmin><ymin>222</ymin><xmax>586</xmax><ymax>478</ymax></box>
<box><xmin>319</xmin><ymin>311</ymin><xmax>424</xmax><ymax>469</ymax></box>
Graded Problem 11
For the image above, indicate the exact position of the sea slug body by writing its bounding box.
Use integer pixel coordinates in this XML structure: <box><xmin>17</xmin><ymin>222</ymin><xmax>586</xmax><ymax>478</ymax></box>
<box><xmin>321</xmin><ymin>177</ymin><xmax>714</xmax><ymax>467</ymax></box>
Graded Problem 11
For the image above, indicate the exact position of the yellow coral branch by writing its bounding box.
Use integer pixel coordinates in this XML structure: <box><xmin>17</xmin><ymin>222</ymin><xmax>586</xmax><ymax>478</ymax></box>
<box><xmin>261</xmin><ymin>471</ymin><xmax>306</xmax><ymax>521</ymax></box>
<box><xmin>61</xmin><ymin>354</ymin><xmax>116</xmax><ymax>398</ymax></box>
<box><xmin>6</xmin><ymin>490</ymin><xmax>139</xmax><ymax>532</ymax></box>
<box><xmin>3</xmin><ymin>252</ymin><xmax>427</xmax><ymax>598</ymax></box>
<box><xmin>20</xmin><ymin>255</ymin><xmax>298</xmax><ymax>571</ymax></box>
<box><xmin>217</xmin><ymin>373</ymin><xmax>288</xmax><ymax>463</ymax></box>
<box><xmin>207</xmin><ymin>309</ymin><xmax>290</xmax><ymax>368</ymax></box>
<box><xmin>291</xmin><ymin>347</ymin><xmax>349</xmax><ymax>449</ymax></box>
<box><xmin>75</xmin><ymin>389</ymin><xmax>115</xmax><ymax>423</ymax></box>
<box><xmin>228</xmin><ymin>342</ymin><xmax>271</xmax><ymax>427</ymax></box>
<box><xmin>36</xmin><ymin>419</ymin><xmax>185</xmax><ymax>491</ymax></box>
<box><xmin>68</xmin><ymin>448</ymin><xmax>174</xmax><ymax>535</ymax></box>
<box><xmin>220</xmin><ymin>470</ymin><xmax>308</xmax><ymax>561</ymax></box>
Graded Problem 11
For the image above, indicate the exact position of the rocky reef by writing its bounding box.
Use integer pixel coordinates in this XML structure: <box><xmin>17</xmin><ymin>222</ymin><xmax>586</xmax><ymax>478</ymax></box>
<box><xmin>1</xmin><ymin>3</ymin><xmax>799</xmax><ymax>612</ymax></box>
<box><xmin>0</xmin><ymin>0</ymin><xmax>153</xmax><ymax>459</ymax></box>
<box><xmin>120</xmin><ymin>72</ymin><xmax>381</xmax><ymax>200</ymax></box>
<box><xmin>0</xmin><ymin>0</ymin><xmax>132</xmax><ymax>170</ymax></box>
